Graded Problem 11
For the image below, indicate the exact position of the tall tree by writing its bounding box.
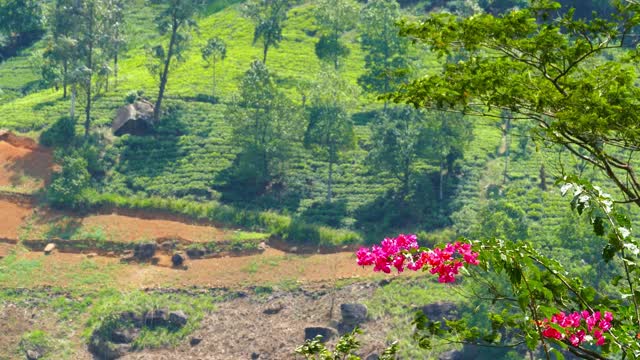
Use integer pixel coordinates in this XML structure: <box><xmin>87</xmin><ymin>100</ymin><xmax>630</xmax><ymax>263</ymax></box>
<box><xmin>422</xmin><ymin>111</ymin><xmax>473</xmax><ymax>201</ymax></box>
<box><xmin>358</xmin><ymin>0</ymin><xmax>409</xmax><ymax>100</ymax></box>
<box><xmin>391</xmin><ymin>1</ymin><xmax>640</xmax><ymax>206</ymax></box>
<box><xmin>305</xmin><ymin>71</ymin><xmax>356</xmax><ymax>202</ymax></box>
<box><xmin>228</xmin><ymin>61</ymin><xmax>300</xmax><ymax>185</ymax></box>
<box><xmin>368</xmin><ymin>106</ymin><xmax>426</xmax><ymax>196</ymax></box>
<box><xmin>151</xmin><ymin>0</ymin><xmax>201</xmax><ymax>121</ymax></box>
<box><xmin>201</xmin><ymin>37</ymin><xmax>227</xmax><ymax>97</ymax></box>
<box><xmin>99</xmin><ymin>0</ymin><xmax>126</xmax><ymax>90</ymax></box>
<box><xmin>0</xmin><ymin>0</ymin><xmax>45</xmax><ymax>57</ymax></box>
<box><xmin>313</xmin><ymin>0</ymin><xmax>359</xmax><ymax>70</ymax></box>
<box><xmin>242</xmin><ymin>0</ymin><xmax>289</xmax><ymax>64</ymax></box>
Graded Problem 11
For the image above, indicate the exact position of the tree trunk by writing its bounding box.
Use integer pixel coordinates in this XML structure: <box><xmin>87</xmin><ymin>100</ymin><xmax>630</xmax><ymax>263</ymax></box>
<box><xmin>262</xmin><ymin>43</ymin><xmax>268</xmax><ymax>64</ymax></box>
<box><xmin>502</xmin><ymin>115</ymin><xmax>511</xmax><ymax>184</ymax></box>
<box><xmin>70</xmin><ymin>84</ymin><xmax>76</xmax><ymax>119</ymax></box>
<box><xmin>84</xmin><ymin>2</ymin><xmax>94</xmax><ymax>140</ymax></box>
<box><xmin>212</xmin><ymin>58</ymin><xmax>217</xmax><ymax>97</ymax></box>
<box><xmin>327</xmin><ymin>144</ymin><xmax>334</xmax><ymax>202</ymax></box>
<box><xmin>62</xmin><ymin>60</ymin><xmax>68</xmax><ymax>99</ymax></box>
<box><xmin>114</xmin><ymin>29</ymin><xmax>119</xmax><ymax>89</ymax></box>
<box><xmin>154</xmin><ymin>17</ymin><xmax>179</xmax><ymax>122</ymax></box>
<box><xmin>439</xmin><ymin>157</ymin><xmax>445</xmax><ymax>201</ymax></box>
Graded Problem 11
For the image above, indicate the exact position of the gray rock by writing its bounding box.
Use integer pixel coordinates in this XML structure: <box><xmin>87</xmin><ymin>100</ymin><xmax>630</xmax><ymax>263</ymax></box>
<box><xmin>420</xmin><ymin>302</ymin><xmax>458</xmax><ymax>322</ymax></box>
<box><xmin>88</xmin><ymin>334</ymin><xmax>130</xmax><ymax>360</ymax></box>
<box><xmin>189</xmin><ymin>337</ymin><xmax>202</xmax><ymax>346</ymax></box>
<box><xmin>365</xmin><ymin>354</ymin><xmax>379</xmax><ymax>360</ymax></box>
<box><xmin>43</xmin><ymin>243</ymin><xmax>55</xmax><ymax>255</ymax></box>
<box><xmin>186</xmin><ymin>247</ymin><xmax>205</xmax><ymax>259</ymax></box>
<box><xmin>110</xmin><ymin>327</ymin><xmax>139</xmax><ymax>344</ymax></box>
<box><xmin>251</xmin><ymin>352</ymin><xmax>260</xmax><ymax>359</ymax></box>
<box><xmin>118</xmin><ymin>311</ymin><xmax>143</xmax><ymax>327</ymax></box>
<box><xmin>144</xmin><ymin>309</ymin><xmax>169</xmax><ymax>327</ymax></box>
<box><xmin>168</xmin><ymin>310</ymin><xmax>188</xmax><ymax>327</ymax></box>
<box><xmin>263</xmin><ymin>302</ymin><xmax>284</xmax><ymax>315</ymax></box>
<box><xmin>26</xmin><ymin>349</ymin><xmax>42</xmax><ymax>360</ymax></box>
<box><xmin>171</xmin><ymin>252</ymin><xmax>185</xmax><ymax>267</ymax></box>
<box><xmin>304</xmin><ymin>327</ymin><xmax>337</xmax><ymax>342</ymax></box>
<box><xmin>134</xmin><ymin>242</ymin><xmax>156</xmax><ymax>260</ymax></box>
<box><xmin>339</xmin><ymin>303</ymin><xmax>367</xmax><ymax>333</ymax></box>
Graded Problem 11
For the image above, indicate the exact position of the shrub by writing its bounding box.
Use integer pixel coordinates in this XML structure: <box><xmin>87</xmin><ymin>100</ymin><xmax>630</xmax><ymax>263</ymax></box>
<box><xmin>47</xmin><ymin>154</ymin><xmax>91</xmax><ymax>209</ymax></box>
<box><xmin>39</xmin><ymin>116</ymin><xmax>76</xmax><ymax>147</ymax></box>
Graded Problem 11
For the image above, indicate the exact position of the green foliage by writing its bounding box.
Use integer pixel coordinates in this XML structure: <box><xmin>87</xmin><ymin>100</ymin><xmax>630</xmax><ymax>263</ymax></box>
<box><xmin>47</xmin><ymin>153</ymin><xmax>92</xmax><ymax>209</ymax></box>
<box><xmin>227</xmin><ymin>60</ymin><xmax>302</xmax><ymax>188</ymax></box>
<box><xmin>19</xmin><ymin>329</ymin><xmax>51</xmax><ymax>357</ymax></box>
<box><xmin>39</xmin><ymin>116</ymin><xmax>76</xmax><ymax>147</ymax></box>
<box><xmin>295</xmin><ymin>327</ymin><xmax>398</xmax><ymax>360</ymax></box>
<box><xmin>313</xmin><ymin>0</ymin><xmax>359</xmax><ymax>69</ymax></box>
<box><xmin>0</xmin><ymin>0</ymin><xmax>44</xmax><ymax>57</ymax></box>
<box><xmin>200</xmin><ymin>36</ymin><xmax>226</xmax><ymax>97</ymax></box>
<box><xmin>358</xmin><ymin>0</ymin><xmax>409</xmax><ymax>96</ymax></box>
<box><xmin>305</xmin><ymin>70</ymin><xmax>356</xmax><ymax>201</ymax></box>
<box><xmin>242</xmin><ymin>0</ymin><xmax>290</xmax><ymax>63</ymax></box>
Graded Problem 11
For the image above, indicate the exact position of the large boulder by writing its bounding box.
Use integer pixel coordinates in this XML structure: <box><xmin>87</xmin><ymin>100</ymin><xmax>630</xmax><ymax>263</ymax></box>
<box><xmin>134</xmin><ymin>242</ymin><xmax>156</xmax><ymax>261</ymax></box>
<box><xmin>43</xmin><ymin>243</ymin><xmax>56</xmax><ymax>255</ymax></box>
<box><xmin>339</xmin><ymin>303</ymin><xmax>368</xmax><ymax>333</ymax></box>
<box><xmin>144</xmin><ymin>309</ymin><xmax>169</xmax><ymax>327</ymax></box>
<box><xmin>112</xmin><ymin>100</ymin><xmax>156</xmax><ymax>136</ymax></box>
<box><xmin>168</xmin><ymin>310</ymin><xmax>189</xmax><ymax>327</ymax></box>
<box><xmin>419</xmin><ymin>302</ymin><xmax>458</xmax><ymax>322</ymax></box>
<box><xmin>110</xmin><ymin>327</ymin><xmax>139</xmax><ymax>344</ymax></box>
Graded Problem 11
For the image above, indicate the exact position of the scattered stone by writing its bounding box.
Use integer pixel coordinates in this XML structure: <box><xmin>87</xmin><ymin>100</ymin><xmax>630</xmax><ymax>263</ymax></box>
<box><xmin>43</xmin><ymin>243</ymin><xmax>55</xmax><ymax>255</ymax></box>
<box><xmin>339</xmin><ymin>303</ymin><xmax>367</xmax><ymax>333</ymax></box>
<box><xmin>289</xmin><ymin>246</ymin><xmax>298</xmax><ymax>253</ymax></box>
<box><xmin>251</xmin><ymin>352</ymin><xmax>260</xmax><ymax>359</ymax></box>
<box><xmin>144</xmin><ymin>309</ymin><xmax>169</xmax><ymax>327</ymax></box>
<box><xmin>110</xmin><ymin>327</ymin><xmax>139</xmax><ymax>344</ymax></box>
<box><xmin>171</xmin><ymin>252</ymin><xmax>185</xmax><ymax>267</ymax></box>
<box><xmin>86</xmin><ymin>252</ymin><xmax>98</xmax><ymax>258</ymax></box>
<box><xmin>190</xmin><ymin>337</ymin><xmax>202</xmax><ymax>346</ymax></box>
<box><xmin>304</xmin><ymin>326</ymin><xmax>337</xmax><ymax>342</ymax></box>
<box><xmin>26</xmin><ymin>349</ymin><xmax>42</xmax><ymax>360</ymax></box>
<box><xmin>134</xmin><ymin>242</ymin><xmax>157</xmax><ymax>260</ymax></box>
<box><xmin>118</xmin><ymin>311</ymin><xmax>143</xmax><ymax>327</ymax></box>
<box><xmin>88</xmin><ymin>334</ymin><xmax>130</xmax><ymax>360</ymax></box>
<box><xmin>186</xmin><ymin>247</ymin><xmax>205</xmax><ymax>259</ymax></box>
<box><xmin>258</xmin><ymin>241</ymin><xmax>268</xmax><ymax>251</ymax></box>
<box><xmin>263</xmin><ymin>302</ymin><xmax>284</xmax><ymax>315</ymax></box>
<box><xmin>365</xmin><ymin>354</ymin><xmax>379</xmax><ymax>360</ymax></box>
<box><xmin>168</xmin><ymin>310</ymin><xmax>188</xmax><ymax>327</ymax></box>
<box><xmin>160</xmin><ymin>240</ymin><xmax>177</xmax><ymax>250</ymax></box>
<box><xmin>419</xmin><ymin>302</ymin><xmax>458</xmax><ymax>322</ymax></box>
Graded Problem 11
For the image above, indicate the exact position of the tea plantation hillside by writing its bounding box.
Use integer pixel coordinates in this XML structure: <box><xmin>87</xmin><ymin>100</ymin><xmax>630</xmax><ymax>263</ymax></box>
<box><xmin>0</xmin><ymin>0</ymin><xmax>630</xmax><ymax>246</ymax></box>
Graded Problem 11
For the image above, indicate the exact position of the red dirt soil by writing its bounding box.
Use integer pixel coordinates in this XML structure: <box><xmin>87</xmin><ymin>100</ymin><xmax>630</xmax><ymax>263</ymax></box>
<box><xmin>80</xmin><ymin>213</ymin><xmax>227</xmax><ymax>242</ymax></box>
<box><xmin>0</xmin><ymin>134</ymin><xmax>53</xmax><ymax>191</ymax></box>
<box><xmin>0</xmin><ymin>199</ymin><xmax>33</xmax><ymax>239</ymax></box>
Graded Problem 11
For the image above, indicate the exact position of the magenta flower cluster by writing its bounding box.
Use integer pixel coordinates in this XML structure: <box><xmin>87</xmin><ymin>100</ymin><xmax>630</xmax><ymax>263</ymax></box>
<box><xmin>355</xmin><ymin>234</ymin><xmax>479</xmax><ymax>283</ymax></box>
<box><xmin>540</xmin><ymin>310</ymin><xmax>613</xmax><ymax>346</ymax></box>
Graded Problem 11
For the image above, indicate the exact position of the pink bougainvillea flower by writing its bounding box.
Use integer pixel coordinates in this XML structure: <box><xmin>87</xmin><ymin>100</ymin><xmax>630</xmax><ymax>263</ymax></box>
<box><xmin>355</xmin><ymin>235</ymin><xmax>480</xmax><ymax>283</ymax></box>
<box><xmin>540</xmin><ymin>310</ymin><xmax>613</xmax><ymax>347</ymax></box>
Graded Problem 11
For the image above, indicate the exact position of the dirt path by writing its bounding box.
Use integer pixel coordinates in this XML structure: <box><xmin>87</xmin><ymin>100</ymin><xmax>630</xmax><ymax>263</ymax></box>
<box><xmin>0</xmin><ymin>199</ymin><xmax>33</xmax><ymax>239</ymax></box>
<box><xmin>6</xmin><ymin>247</ymin><xmax>376</xmax><ymax>289</ymax></box>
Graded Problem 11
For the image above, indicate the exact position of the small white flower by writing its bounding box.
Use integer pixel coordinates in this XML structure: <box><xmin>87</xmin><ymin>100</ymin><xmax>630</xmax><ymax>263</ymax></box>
<box><xmin>560</xmin><ymin>183</ymin><xmax>573</xmax><ymax>196</ymax></box>
<box><xmin>619</xmin><ymin>227</ymin><xmax>632</xmax><ymax>239</ymax></box>
<box><xmin>623</xmin><ymin>242</ymin><xmax>639</xmax><ymax>255</ymax></box>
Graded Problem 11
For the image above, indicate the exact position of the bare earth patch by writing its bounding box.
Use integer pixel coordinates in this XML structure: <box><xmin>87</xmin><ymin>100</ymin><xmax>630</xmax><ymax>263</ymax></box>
<box><xmin>0</xmin><ymin>138</ymin><xmax>53</xmax><ymax>192</ymax></box>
